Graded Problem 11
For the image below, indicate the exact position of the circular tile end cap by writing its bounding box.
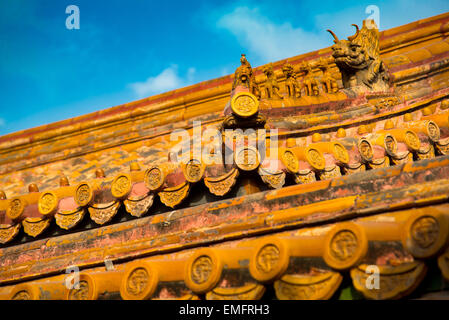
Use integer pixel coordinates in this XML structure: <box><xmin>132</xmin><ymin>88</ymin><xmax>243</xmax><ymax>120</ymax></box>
<box><xmin>323</xmin><ymin>222</ymin><xmax>368</xmax><ymax>270</ymax></box>
<box><xmin>401</xmin><ymin>211</ymin><xmax>449</xmax><ymax>259</ymax></box>
<box><xmin>249</xmin><ymin>237</ymin><xmax>290</xmax><ymax>283</ymax></box>
<box><xmin>38</xmin><ymin>191</ymin><xmax>59</xmax><ymax>216</ymax></box>
<box><xmin>184</xmin><ymin>248</ymin><xmax>223</xmax><ymax>294</ymax></box>
<box><xmin>66</xmin><ymin>273</ymin><xmax>97</xmax><ymax>300</ymax></box>
<box><xmin>6</xmin><ymin>197</ymin><xmax>26</xmax><ymax>220</ymax></box>
<box><xmin>111</xmin><ymin>173</ymin><xmax>132</xmax><ymax>199</ymax></box>
<box><xmin>231</xmin><ymin>92</ymin><xmax>259</xmax><ymax>118</ymax></box>
<box><xmin>120</xmin><ymin>261</ymin><xmax>160</xmax><ymax>300</ymax></box>
<box><xmin>74</xmin><ymin>182</ymin><xmax>94</xmax><ymax>207</ymax></box>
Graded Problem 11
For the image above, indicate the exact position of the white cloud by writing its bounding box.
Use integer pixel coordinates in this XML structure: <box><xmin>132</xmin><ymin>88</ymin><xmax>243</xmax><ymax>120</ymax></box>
<box><xmin>0</xmin><ymin>118</ymin><xmax>4</xmax><ymax>127</ymax></box>
<box><xmin>129</xmin><ymin>65</ymin><xmax>196</xmax><ymax>98</ymax></box>
<box><xmin>216</xmin><ymin>7</ymin><xmax>330</xmax><ymax>65</ymax></box>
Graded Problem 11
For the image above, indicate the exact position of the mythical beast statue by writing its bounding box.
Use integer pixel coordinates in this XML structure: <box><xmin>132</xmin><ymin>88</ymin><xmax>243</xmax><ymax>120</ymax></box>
<box><xmin>327</xmin><ymin>20</ymin><xmax>390</xmax><ymax>92</ymax></box>
<box><xmin>222</xmin><ymin>54</ymin><xmax>266</xmax><ymax>129</ymax></box>
<box><xmin>282</xmin><ymin>63</ymin><xmax>301</xmax><ymax>98</ymax></box>
<box><xmin>232</xmin><ymin>54</ymin><xmax>261</xmax><ymax>98</ymax></box>
<box><xmin>262</xmin><ymin>63</ymin><xmax>282</xmax><ymax>99</ymax></box>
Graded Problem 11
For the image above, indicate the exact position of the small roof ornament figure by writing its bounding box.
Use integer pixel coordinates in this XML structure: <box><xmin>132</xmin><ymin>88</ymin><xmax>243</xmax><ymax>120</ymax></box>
<box><xmin>232</xmin><ymin>54</ymin><xmax>260</xmax><ymax>99</ymax></box>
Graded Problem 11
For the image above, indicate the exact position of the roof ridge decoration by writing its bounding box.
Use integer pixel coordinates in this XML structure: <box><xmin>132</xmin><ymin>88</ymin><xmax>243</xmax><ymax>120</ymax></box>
<box><xmin>0</xmin><ymin>12</ymin><xmax>448</xmax><ymax>171</ymax></box>
<box><xmin>223</xmin><ymin>54</ymin><xmax>266</xmax><ymax>129</ymax></box>
<box><xmin>222</xmin><ymin>20</ymin><xmax>399</xmax><ymax>133</ymax></box>
<box><xmin>232</xmin><ymin>54</ymin><xmax>261</xmax><ymax>98</ymax></box>
<box><xmin>327</xmin><ymin>20</ymin><xmax>391</xmax><ymax>92</ymax></box>
<box><xmin>0</xmin><ymin>94</ymin><xmax>448</xmax><ymax>243</ymax></box>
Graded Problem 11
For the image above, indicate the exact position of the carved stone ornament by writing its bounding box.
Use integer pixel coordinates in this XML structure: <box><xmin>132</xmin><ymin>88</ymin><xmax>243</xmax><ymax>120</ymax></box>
<box><xmin>402</xmin><ymin>119</ymin><xmax>441</xmax><ymax>142</ymax></box>
<box><xmin>327</xmin><ymin>20</ymin><xmax>390</xmax><ymax>91</ymax></box>
<box><xmin>182</xmin><ymin>159</ymin><xmax>205</xmax><ymax>183</ymax></box>
<box><xmin>306</xmin><ymin>147</ymin><xmax>326</xmax><ymax>171</ymax></box>
<box><xmin>231</xmin><ymin>92</ymin><xmax>260</xmax><ymax>118</ymax></box>
<box><xmin>318</xmin><ymin>165</ymin><xmax>342</xmax><ymax>180</ymax></box>
<box><xmin>111</xmin><ymin>173</ymin><xmax>132</xmax><ymax>199</ymax></box>
<box><xmin>127</xmin><ymin>268</ymin><xmax>149</xmax><ymax>296</ymax></box>
<box><xmin>12</xmin><ymin>290</ymin><xmax>31</xmax><ymax>300</ymax></box>
<box><xmin>204</xmin><ymin>168</ymin><xmax>239</xmax><ymax>196</ymax></box>
<box><xmin>436</xmin><ymin>138</ymin><xmax>449</xmax><ymax>155</ymax></box>
<box><xmin>88</xmin><ymin>201</ymin><xmax>120</xmax><ymax>225</ymax></box>
<box><xmin>299</xmin><ymin>61</ymin><xmax>319</xmax><ymax>96</ymax></box>
<box><xmin>323</xmin><ymin>223</ymin><xmax>368</xmax><ymax>270</ymax></box>
<box><xmin>262</xmin><ymin>63</ymin><xmax>282</xmax><ymax>99</ymax></box>
<box><xmin>411</xmin><ymin>216</ymin><xmax>440</xmax><ymax>248</ymax></box>
<box><xmin>384</xmin><ymin>135</ymin><xmax>398</xmax><ymax>156</ymax></box>
<box><xmin>358</xmin><ymin>139</ymin><xmax>374</xmax><ymax>162</ymax></box>
<box><xmin>249</xmin><ymin>238</ymin><xmax>289</xmax><ymax>282</ymax></box>
<box><xmin>333</xmin><ymin>142</ymin><xmax>349</xmax><ymax>164</ymax></box>
<box><xmin>367</xmin><ymin>156</ymin><xmax>390</xmax><ymax>169</ymax></box>
<box><xmin>232</xmin><ymin>54</ymin><xmax>260</xmax><ymax>98</ymax></box>
<box><xmin>68</xmin><ymin>280</ymin><xmax>90</xmax><ymax>300</ymax></box>
<box><xmin>256</xmin><ymin>244</ymin><xmax>280</xmax><ymax>273</ymax></box>
<box><xmin>185</xmin><ymin>249</ymin><xmax>223</xmax><ymax>294</ymax></box>
<box><xmin>416</xmin><ymin>144</ymin><xmax>435</xmax><ymax>160</ymax></box>
<box><xmin>22</xmin><ymin>217</ymin><xmax>51</xmax><ymax>237</ymax></box>
<box><xmin>281</xmin><ymin>148</ymin><xmax>299</xmax><ymax>174</ymax></box>
<box><xmin>38</xmin><ymin>191</ymin><xmax>58</xmax><ymax>216</ymax></box>
<box><xmin>234</xmin><ymin>146</ymin><xmax>260</xmax><ymax>171</ymax></box>
<box><xmin>390</xmin><ymin>151</ymin><xmax>413</xmax><ymax>165</ymax></box>
<box><xmin>274</xmin><ymin>271</ymin><xmax>343</xmax><ymax>300</ymax></box>
<box><xmin>10</xmin><ymin>285</ymin><xmax>38</xmax><ymax>300</ymax></box>
<box><xmin>158</xmin><ymin>182</ymin><xmax>190</xmax><ymax>208</ymax></box>
<box><xmin>55</xmin><ymin>208</ymin><xmax>86</xmax><ymax>230</ymax></box>
<box><xmin>75</xmin><ymin>183</ymin><xmax>93</xmax><ymax>207</ymax></box>
<box><xmin>317</xmin><ymin>57</ymin><xmax>339</xmax><ymax>94</ymax></box>
<box><xmin>206</xmin><ymin>283</ymin><xmax>266</xmax><ymax>300</ymax></box>
<box><xmin>282</xmin><ymin>63</ymin><xmax>301</xmax><ymax>98</ymax></box>
<box><xmin>144</xmin><ymin>166</ymin><xmax>166</xmax><ymax>191</ymax></box>
<box><xmin>0</xmin><ymin>223</ymin><xmax>21</xmax><ymax>244</ymax></box>
<box><xmin>425</xmin><ymin>121</ymin><xmax>440</xmax><ymax>142</ymax></box>
<box><xmin>343</xmin><ymin>163</ymin><xmax>366</xmax><ymax>175</ymax></box>
<box><xmin>124</xmin><ymin>193</ymin><xmax>154</xmax><ymax>217</ymax></box>
<box><xmin>191</xmin><ymin>256</ymin><xmax>214</xmax><ymax>285</ymax></box>
<box><xmin>402</xmin><ymin>211</ymin><xmax>449</xmax><ymax>258</ymax></box>
<box><xmin>404</xmin><ymin>130</ymin><xmax>421</xmax><ymax>151</ymax></box>
<box><xmin>351</xmin><ymin>262</ymin><xmax>427</xmax><ymax>299</ymax></box>
<box><xmin>6</xmin><ymin>197</ymin><xmax>25</xmax><ymax>220</ymax></box>
<box><xmin>294</xmin><ymin>170</ymin><xmax>317</xmax><ymax>184</ymax></box>
<box><xmin>120</xmin><ymin>262</ymin><xmax>159</xmax><ymax>300</ymax></box>
<box><xmin>258</xmin><ymin>167</ymin><xmax>286</xmax><ymax>189</ymax></box>
<box><xmin>375</xmin><ymin>96</ymin><xmax>401</xmax><ymax>111</ymax></box>
<box><xmin>362</xmin><ymin>133</ymin><xmax>396</xmax><ymax>159</ymax></box>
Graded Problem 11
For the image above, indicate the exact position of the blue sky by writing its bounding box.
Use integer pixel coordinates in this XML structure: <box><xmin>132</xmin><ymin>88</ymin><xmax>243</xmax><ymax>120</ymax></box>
<box><xmin>0</xmin><ymin>0</ymin><xmax>448</xmax><ymax>135</ymax></box>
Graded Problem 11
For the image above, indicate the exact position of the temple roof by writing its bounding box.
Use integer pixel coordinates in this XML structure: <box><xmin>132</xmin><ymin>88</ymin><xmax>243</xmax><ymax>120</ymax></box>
<box><xmin>1</xmin><ymin>12</ymin><xmax>449</xmax><ymax>300</ymax></box>
<box><xmin>0</xmin><ymin>12</ymin><xmax>448</xmax><ymax>239</ymax></box>
<box><xmin>0</xmin><ymin>12</ymin><xmax>447</xmax><ymax>193</ymax></box>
